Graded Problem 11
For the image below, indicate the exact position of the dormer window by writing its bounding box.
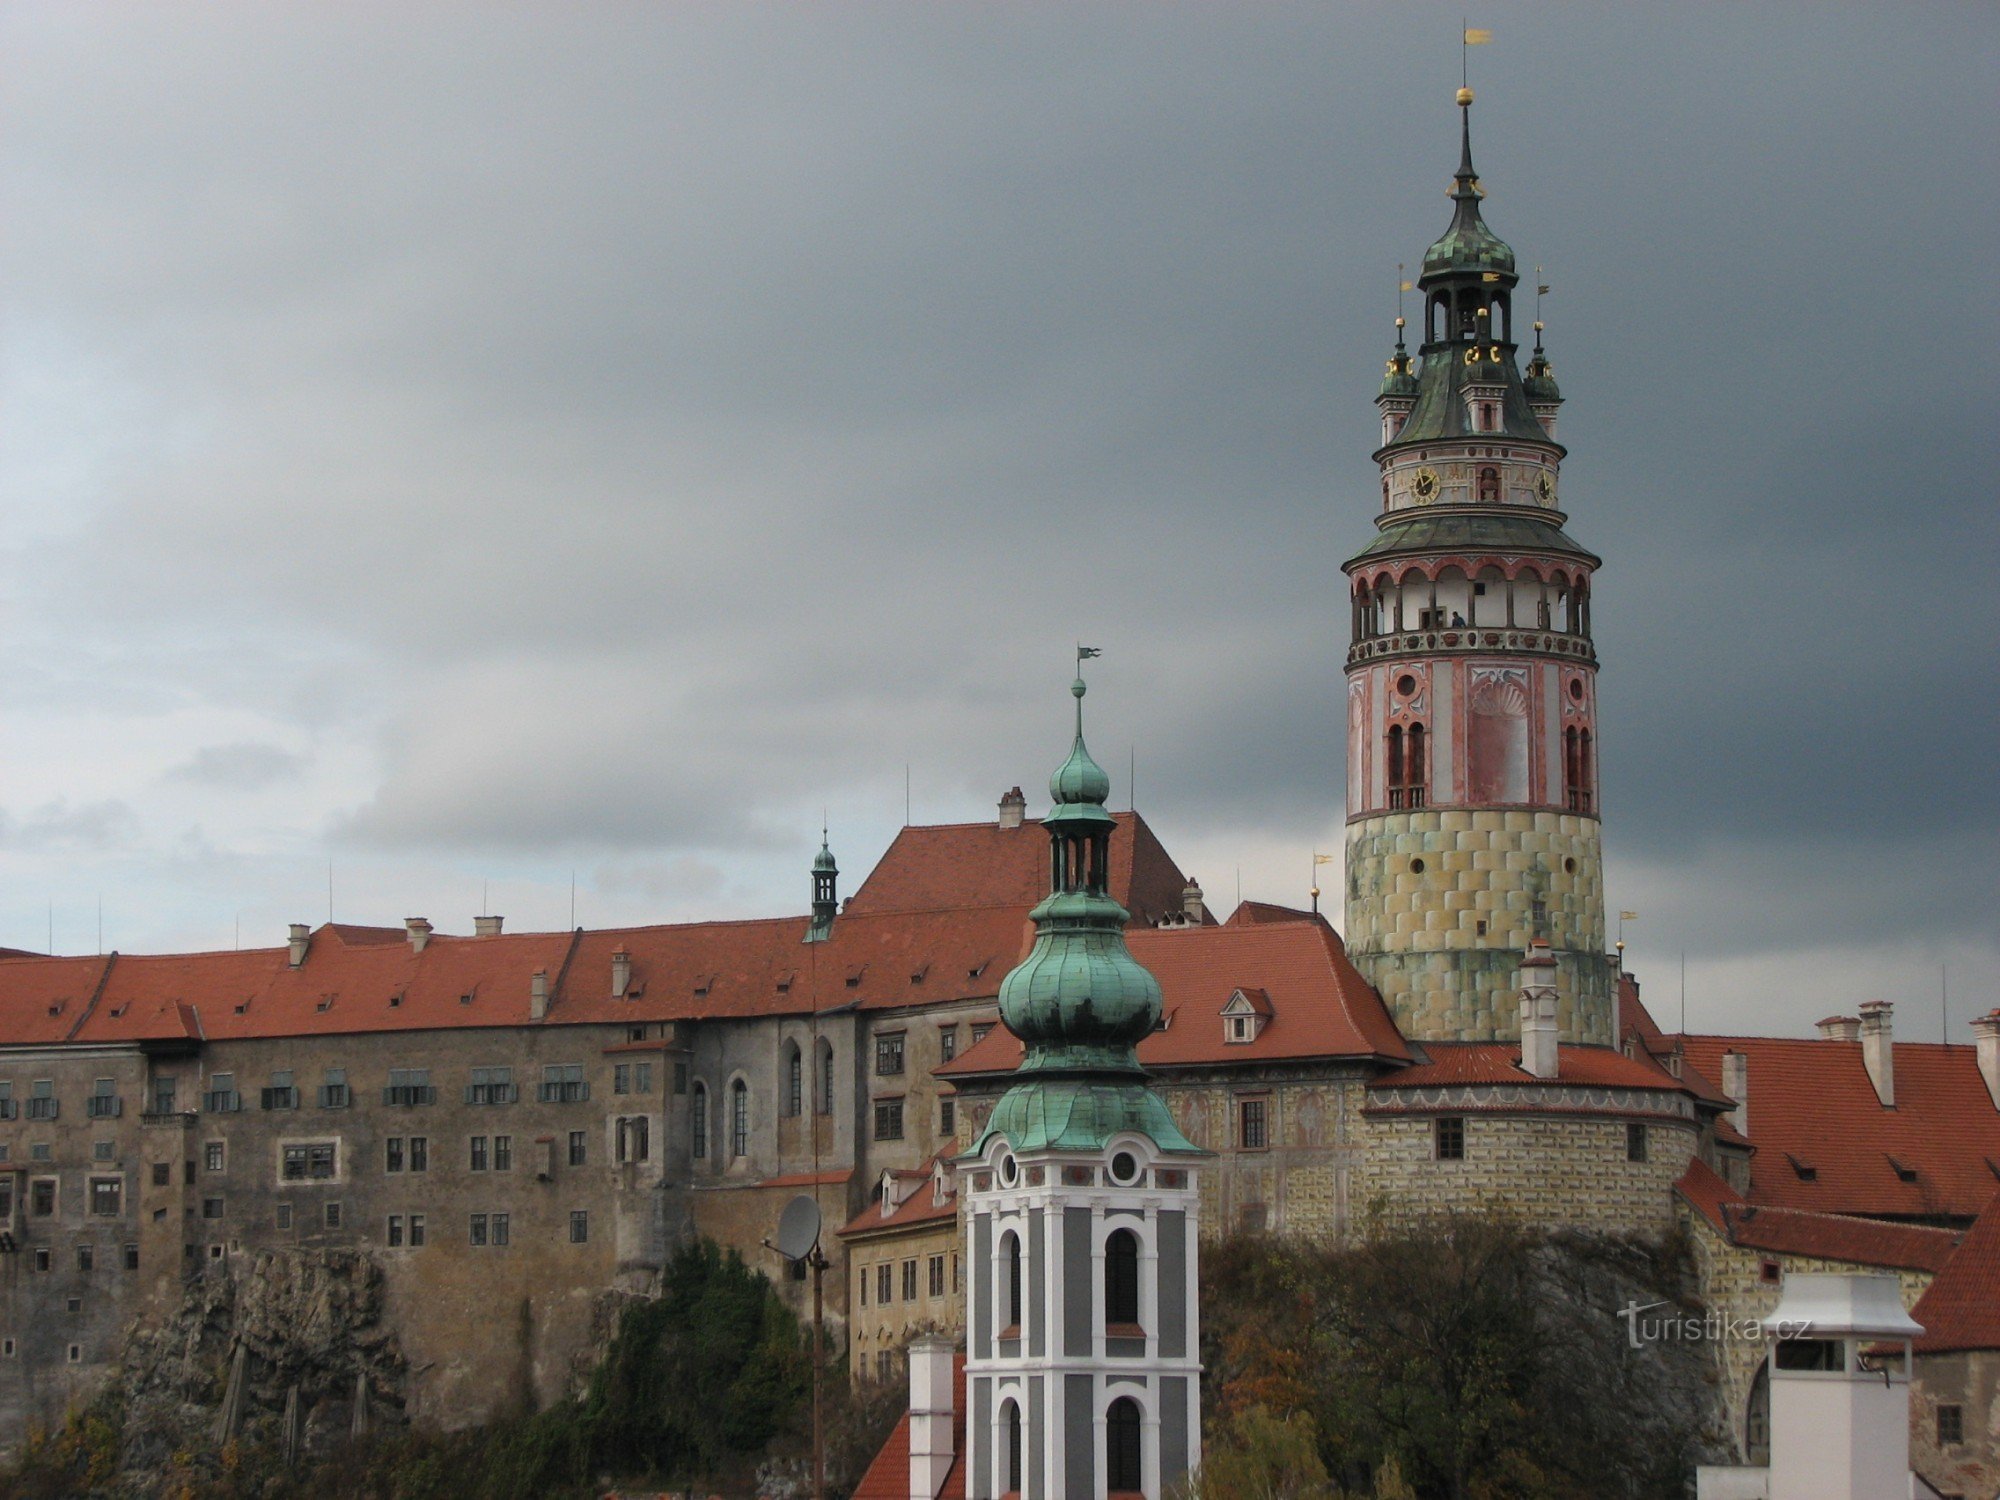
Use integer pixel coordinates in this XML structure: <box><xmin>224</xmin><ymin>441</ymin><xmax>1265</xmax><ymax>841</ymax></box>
<box><xmin>1220</xmin><ymin>988</ymin><xmax>1272</xmax><ymax>1044</ymax></box>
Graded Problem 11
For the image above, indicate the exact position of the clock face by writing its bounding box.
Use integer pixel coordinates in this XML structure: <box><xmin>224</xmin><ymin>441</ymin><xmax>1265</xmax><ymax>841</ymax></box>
<box><xmin>1412</xmin><ymin>467</ymin><xmax>1440</xmax><ymax>503</ymax></box>
<box><xmin>1535</xmin><ymin>473</ymin><xmax>1555</xmax><ymax>504</ymax></box>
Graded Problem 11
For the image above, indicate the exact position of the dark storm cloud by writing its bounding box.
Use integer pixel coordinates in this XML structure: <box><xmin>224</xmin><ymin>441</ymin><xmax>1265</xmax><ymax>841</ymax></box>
<box><xmin>0</xmin><ymin>3</ymin><xmax>1992</xmax><ymax>1006</ymax></box>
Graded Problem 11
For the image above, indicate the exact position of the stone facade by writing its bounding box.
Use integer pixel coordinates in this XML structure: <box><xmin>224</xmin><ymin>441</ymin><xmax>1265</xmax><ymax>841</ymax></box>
<box><xmin>1910</xmin><ymin>1351</ymin><xmax>2000</xmax><ymax>1500</ymax></box>
<box><xmin>1344</xmin><ymin>808</ymin><xmax>1610</xmax><ymax>1043</ymax></box>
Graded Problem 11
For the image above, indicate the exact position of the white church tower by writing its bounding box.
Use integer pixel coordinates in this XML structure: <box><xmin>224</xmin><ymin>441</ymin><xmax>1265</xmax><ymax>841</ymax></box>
<box><xmin>961</xmin><ymin>666</ymin><xmax>1206</xmax><ymax>1499</ymax></box>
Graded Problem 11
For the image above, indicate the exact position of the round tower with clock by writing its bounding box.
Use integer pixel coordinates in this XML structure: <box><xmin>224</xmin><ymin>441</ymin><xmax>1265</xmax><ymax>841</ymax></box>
<box><xmin>1341</xmin><ymin>87</ymin><xmax>1612</xmax><ymax>1046</ymax></box>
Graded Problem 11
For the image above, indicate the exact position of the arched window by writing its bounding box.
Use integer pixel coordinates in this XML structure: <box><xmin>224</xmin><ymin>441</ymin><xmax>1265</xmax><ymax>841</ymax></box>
<box><xmin>1386</xmin><ymin>726</ymin><xmax>1405</xmax><ymax>809</ymax></box>
<box><xmin>1003</xmin><ymin>1400</ymin><xmax>1023</xmax><ymax>1493</ymax></box>
<box><xmin>784</xmin><ymin>1045</ymin><xmax>802</xmax><ymax>1117</ymax></box>
<box><xmin>816</xmin><ymin>1039</ymin><xmax>835</xmax><ymax>1116</ymax></box>
<box><xmin>1003</xmin><ymin>1231</ymin><xmax>1023</xmax><ymax>1332</ymax></box>
<box><xmin>1578</xmin><ymin>730</ymin><xmax>1594</xmax><ymax>814</ymax></box>
<box><xmin>1478</xmin><ymin>466</ymin><xmax>1500</xmax><ymax>502</ymax></box>
<box><xmin>691</xmin><ymin>1083</ymin><xmax>708</xmax><ymax>1159</ymax></box>
<box><xmin>1745</xmin><ymin>1359</ymin><xmax>1771</xmax><ymax>1464</ymax></box>
<box><xmin>729</xmin><ymin>1079</ymin><xmax>749</xmax><ymax>1158</ymax></box>
<box><xmin>1107</xmin><ymin>1397</ymin><xmax>1143</xmax><ymax>1492</ymax></box>
<box><xmin>1406</xmin><ymin>724</ymin><xmax>1427</xmax><ymax>809</ymax></box>
<box><xmin>1104</xmin><ymin>1229</ymin><xmax>1140</xmax><ymax>1327</ymax></box>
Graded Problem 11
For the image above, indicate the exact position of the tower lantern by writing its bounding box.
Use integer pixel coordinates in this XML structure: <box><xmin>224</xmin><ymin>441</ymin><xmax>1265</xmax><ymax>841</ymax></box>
<box><xmin>1341</xmin><ymin>88</ymin><xmax>1612</xmax><ymax>1046</ymax></box>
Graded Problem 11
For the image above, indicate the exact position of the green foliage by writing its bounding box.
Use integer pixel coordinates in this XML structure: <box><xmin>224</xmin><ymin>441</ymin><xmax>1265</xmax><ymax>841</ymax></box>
<box><xmin>1177</xmin><ymin>1404</ymin><xmax>1332</xmax><ymax>1499</ymax></box>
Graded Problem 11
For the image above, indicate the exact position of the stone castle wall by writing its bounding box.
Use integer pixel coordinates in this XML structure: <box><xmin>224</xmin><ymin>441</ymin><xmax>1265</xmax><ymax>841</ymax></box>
<box><xmin>1344</xmin><ymin>808</ymin><xmax>1611</xmax><ymax>1043</ymax></box>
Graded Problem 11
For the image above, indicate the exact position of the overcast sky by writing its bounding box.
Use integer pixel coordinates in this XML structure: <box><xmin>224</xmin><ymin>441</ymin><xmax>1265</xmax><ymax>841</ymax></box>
<box><xmin>0</xmin><ymin>3</ymin><xmax>1993</xmax><ymax>1040</ymax></box>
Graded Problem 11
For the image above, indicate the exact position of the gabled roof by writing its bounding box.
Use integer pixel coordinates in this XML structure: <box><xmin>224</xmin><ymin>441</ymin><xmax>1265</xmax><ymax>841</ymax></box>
<box><xmin>1678</xmin><ymin>1033</ymin><xmax>2000</xmax><ymax>1221</ymax></box>
<box><xmin>843</xmin><ymin>811</ymin><xmax>1190</xmax><ymax>927</ymax></box>
<box><xmin>837</xmin><ymin>1153</ymin><xmax>957</xmax><ymax>1240</ymax></box>
<box><xmin>1366</xmin><ymin>1040</ymin><xmax>1694</xmax><ymax>1094</ymax></box>
<box><xmin>1911</xmin><ymin>1193</ymin><xmax>2000</xmax><ymax>1353</ymax></box>
<box><xmin>852</xmin><ymin>1355</ymin><xmax>965</xmax><ymax>1500</ymax></box>
<box><xmin>1675</xmin><ymin>1159</ymin><xmax>1961</xmax><ymax>1273</ymax></box>
<box><xmin>939</xmin><ymin>918</ymin><xmax>1409</xmax><ymax>1078</ymax></box>
<box><xmin>1221</xmin><ymin>987</ymin><xmax>1273</xmax><ymax>1017</ymax></box>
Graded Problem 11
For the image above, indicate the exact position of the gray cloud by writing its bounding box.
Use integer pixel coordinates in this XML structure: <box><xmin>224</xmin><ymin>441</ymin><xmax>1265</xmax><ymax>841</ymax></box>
<box><xmin>0</xmin><ymin>799</ymin><xmax>141</xmax><ymax>853</ymax></box>
<box><xmin>164</xmin><ymin>741</ymin><xmax>308</xmax><ymax>790</ymax></box>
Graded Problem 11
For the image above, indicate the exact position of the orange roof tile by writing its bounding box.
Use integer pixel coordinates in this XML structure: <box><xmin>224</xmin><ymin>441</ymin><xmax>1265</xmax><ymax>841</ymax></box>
<box><xmin>852</xmin><ymin>1355</ymin><xmax>965</xmax><ymax>1500</ymax></box>
<box><xmin>0</xmin><ymin>954</ymin><xmax>113</xmax><ymax>1045</ymax></box>
<box><xmin>838</xmin><ymin>1155</ymin><xmax>958</xmax><ymax>1240</ymax></box>
<box><xmin>938</xmin><ymin>918</ymin><xmax>1409</xmax><ymax>1078</ymax></box>
<box><xmin>1679</xmin><ymin>1033</ymin><xmax>2000</xmax><ymax>1221</ymax></box>
<box><xmin>1227</xmin><ymin>901</ymin><xmax>1322</xmax><ymax>927</ymax></box>
<box><xmin>1911</xmin><ymin>1193</ymin><xmax>2000</xmax><ymax>1353</ymax></box>
<box><xmin>1675</xmin><ymin>1158</ymin><xmax>1961</xmax><ymax>1272</ymax></box>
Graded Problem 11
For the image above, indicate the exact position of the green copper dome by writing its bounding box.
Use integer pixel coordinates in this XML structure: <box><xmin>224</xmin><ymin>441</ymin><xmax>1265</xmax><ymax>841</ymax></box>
<box><xmin>1523</xmin><ymin>344</ymin><xmax>1561</xmax><ymax>404</ymax></box>
<box><xmin>1380</xmin><ymin>335</ymin><xmax>1419</xmax><ymax>400</ymax></box>
<box><xmin>812</xmin><ymin>838</ymin><xmax>837</xmax><ymax>874</ymax></box>
<box><xmin>972</xmin><ymin>666</ymin><xmax>1197</xmax><ymax>1158</ymax></box>
<box><xmin>1420</xmin><ymin>97</ymin><xmax>1517</xmax><ymax>287</ymax></box>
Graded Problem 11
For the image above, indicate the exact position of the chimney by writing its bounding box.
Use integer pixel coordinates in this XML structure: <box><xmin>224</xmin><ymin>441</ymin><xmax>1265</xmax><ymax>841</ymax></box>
<box><xmin>287</xmin><ymin>923</ymin><xmax>310</xmax><ymax>968</ymax></box>
<box><xmin>1517</xmin><ymin>939</ymin><xmax>1559</xmax><ymax>1079</ymax></box>
<box><xmin>997</xmin><ymin>787</ymin><xmax>1026</xmax><ymax>830</ymax></box>
<box><xmin>530</xmin><ymin>970</ymin><xmax>550</xmax><ymax>1021</ymax></box>
<box><xmin>611</xmin><ymin>949</ymin><xmax>632</xmax><ymax>1000</ymax></box>
<box><xmin>473</xmin><ymin>915</ymin><xmax>504</xmax><ymax>938</ymax></box>
<box><xmin>906</xmin><ymin>1335</ymin><xmax>956</xmax><ymax>1500</ymax></box>
<box><xmin>1972</xmin><ymin>1009</ymin><xmax>2000</xmax><ymax>1110</ymax></box>
<box><xmin>1181</xmin><ymin>878</ymin><xmax>1205</xmax><ymax>926</ymax></box>
<box><xmin>1816</xmin><ymin>1014</ymin><xmax>1861</xmax><ymax>1042</ymax></box>
<box><xmin>1858</xmin><ymin>1000</ymin><xmax>1894</xmax><ymax>1107</ymax></box>
<box><xmin>404</xmin><ymin>917</ymin><xmax>432</xmax><ymax>954</ymax></box>
<box><xmin>1720</xmin><ymin>1050</ymin><xmax>1748</xmax><ymax>1137</ymax></box>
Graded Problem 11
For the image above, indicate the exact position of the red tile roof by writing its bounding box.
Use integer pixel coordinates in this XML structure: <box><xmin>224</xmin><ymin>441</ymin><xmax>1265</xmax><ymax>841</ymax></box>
<box><xmin>1227</xmin><ymin>901</ymin><xmax>1322</xmax><ymax>927</ymax></box>
<box><xmin>838</xmin><ymin>1155</ymin><xmax>958</xmax><ymax>1240</ymax></box>
<box><xmin>0</xmin><ymin>954</ymin><xmax>114</xmax><ymax>1045</ymax></box>
<box><xmin>852</xmin><ymin>1355</ymin><xmax>966</xmax><ymax>1500</ymax></box>
<box><xmin>1366</xmin><ymin>1040</ymin><xmax>1694</xmax><ymax>1093</ymax></box>
<box><xmin>937</xmin><ymin>917</ymin><xmax>1410</xmax><ymax>1078</ymax></box>
<box><xmin>844</xmin><ymin>812</ymin><xmax>1190</xmax><ymax>927</ymax></box>
<box><xmin>1911</xmin><ymin>1193</ymin><xmax>2000</xmax><ymax>1353</ymax></box>
<box><xmin>1678</xmin><ymin>1033</ymin><xmax>2000</xmax><ymax>1221</ymax></box>
<box><xmin>1676</xmin><ymin>1159</ymin><xmax>1961</xmax><ymax>1272</ymax></box>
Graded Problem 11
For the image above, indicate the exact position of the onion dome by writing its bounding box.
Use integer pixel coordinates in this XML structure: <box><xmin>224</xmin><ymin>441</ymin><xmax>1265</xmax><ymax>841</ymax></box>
<box><xmin>1380</xmin><ymin>323</ymin><xmax>1419</xmax><ymax>400</ymax></box>
<box><xmin>812</xmin><ymin>837</ymin><xmax>838</xmax><ymax>874</ymax></box>
<box><xmin>973</xmin><ymin>666</ymin><xmax>1198</xmax><ymax>1157</ymax></box>
<box><xmin>1523</xmin><ymin>328</ymin><xmax>1562</xmax><ymax>404</ymax></box>
<box><xmin>1421</xmin><ymin>88</ymin><xmax>1517</xmax><ymax>286</ymax></box>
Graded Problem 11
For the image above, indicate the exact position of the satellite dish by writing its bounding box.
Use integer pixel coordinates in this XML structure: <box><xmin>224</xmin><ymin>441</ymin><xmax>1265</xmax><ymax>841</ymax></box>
<box><xmin>776</xmin><ymin>1194</ymin><xmax>822</xmax><ymax>1262</ymax></box>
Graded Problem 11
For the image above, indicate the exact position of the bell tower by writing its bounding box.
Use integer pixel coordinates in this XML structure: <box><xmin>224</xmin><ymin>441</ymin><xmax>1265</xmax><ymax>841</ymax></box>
<box><xmin>1341</xmin><ymin>88</ymin><xmax>1612</xmax><ymax>1045</ymax></box>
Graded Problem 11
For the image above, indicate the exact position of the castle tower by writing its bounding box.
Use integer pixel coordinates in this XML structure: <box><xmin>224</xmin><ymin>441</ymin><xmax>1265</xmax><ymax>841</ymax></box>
<box><xmin>961</xmin><ymin>665</ymin><xmax>1204</xmax><ymax>1500</ymax></box>
<box><xmin>1341</xmin><ymin>88</ymin><xmax>1612</xmax><ymax>1045</ymax></box>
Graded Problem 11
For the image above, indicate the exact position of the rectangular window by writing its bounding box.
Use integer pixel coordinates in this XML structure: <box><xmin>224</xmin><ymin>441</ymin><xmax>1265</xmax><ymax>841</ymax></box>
<box><xmin>28</xmin><ymin>1179</ymin><xmax>57</xmax><ymax>1218</ymax></box>
<box><xmin>384</xmin><ymin>1069</ymin><xmax>434</xmax><ymax>1107</ymax></box>
<box><xmin>202</xmin><ymin>1074</ymin><xmax>240</xmax><ymax>1113</ymax></box>
<box><xmin>319</xmin><ymin>1069</ymin><xmax>351</xmax><ymax>1109</ymax></box>
<box><xmin>466</xmin><ymin>1067</ymin><xmax>516</xmax><ymax>1106</ymax></box>
<box><xmin>28</xmin><ymin>1080</ymin><xmax>57</xmax><ymax>1121</ymax></box>
<box><xmin>123</xmin><ymin>1244</ymin><xmax>138</xmax><ymax>1270</ymax></box>
<box><xmin>939</xmin><ymin>1100</ymin><xmax>956</xmax><ymax>1136</ymax></box>
<box><xmin>33</xmin><ymin>1248</ymin><xmax>49</xmax><ymax>1272</ymax></box>
<box><xmin>0</xmin><ymin>1181</ymin><xmax>12</xmax><ymax>1218</ymax></box>
<box><xmin>902</xmin><ymin>1259</ymin><xmax>918</xmax><ymax>1301</ymax></box>
<box><xmin>970</xmin><ymin>1022</ymin><xmax>994</xmax><ymax>1045</ymax></box>
<box><xmin>1938</xmin><ymin>1404</ymin><xmax>1963</xmax><ymax>1446</ymax></box>
<box><xmin>616</xmin><ymin>1116</ymin><xmax>650</xmax><ymax>1164</ymax></box>
<box><xmin>324</xmin><ymin>1202</ymin><xmax>343</xmax><ymax>1230</ymax></box>
<box><xmin>281</xmin><ymin>1143</ymin><xmax>337</xmax><ymax>1181</ymax></box>
<box><xmin>929</xmin><ymin>1255</ymin><xmax>945</xmax><ymax>1297</ymax></box>
<box><xmin>858</xmin><ymin>1266</ymin><xmax>867</xmax><ymax>1307</ymax></box>
<box><xmin>938</xmin><ymin>1026</ymin><xmax>958</xmax><ymax>1062</ymax></box>
<box><xmin>261</xmin><ymin>1071</ymin><xmax>298</xmax><ymax>1111</ymax></box>
<box><xmin>539</xmin><ymin>1065</ymin><xmax>588</xmax><ymax>1104</ymax></box>
<box><xmin>673</xmin><ymin>1062</ymin><xmax>688</xmax><ymax>1095</ymax></box>
<box><xmin>76</xmin><ymin>1244</ymin><xmax>94</xmax><ymax>1272</ymax></box>
<box><xmin>387</xmin><ymin>1215</ymin><xmax>404</xmax><ymax>1248</ymax></box>
<box><xmin>874</xmin><ymin>1034</ymin><xmax>906</xmax><ymax>1076</ymax></box>
<box><xmin>408</xmin><ymin>1214</ymin><xmax>426</xmax><ymax>1248</ymax></box>
<box><xmin>469</xmin><ymin>1136</ymin><xmax>489</xmax><ymax>1172</ymax></box>
<box><xmin>569</xmin><ymin>1210</ymin><xmax>588</xmax><ymax>1244</ymax></box>
<box><xmin>408</xmin><ymin>1137</ymin><xmax>428</xmax><ymax>1173</ymax></box>
<box><xmin>30</xmin><ymin>1144</ymin><xmax>50</xmax><ymax>1162</ymax></box>
<box><xmin>877</xmin><ymin>1264</ymin><xmax>893</xmax><ymax>1304</ymax></box>
<box><xmin>633</xmin><ymin>1062</ymin><xmax>652</xmax><ymax>1094</ymax></box>
<box><xmin>201</xmin><ymin>1196</ymin><xmax>224</xmax><ymax>1220</ymax></box>
<box><xmin>93</xmin><ymin>1141</ymin><xmax>114</xmax><ymax>1161</ymax></box>
<box><xmin>385</xmin><ymin>1138</ymin><xmax>405</xmax><ymax>1174</ymax></box>
<box><xmin>276</xmin><ymin>1204</ymin><xmax>293</xmax><ymax>1230</ymax></box>
<box><xmin>150</xmin><ymin>1076</ymin><xmax>175</xmax><ymax>1115</ymax></box>
<box><xmin>491</xmin><ymin>1213</ymin><xmax>510</xmax><ymax>1247</ymax></box>
<box><xmin>493</xmin><ymin>1135</ymin><xmax>513</xmax><ymax>1172</ymax></box>
<box><xmin>1626</xmin><ymin>1122</ymin><xmax>1648</xmax><ymax>1163</ymax></box>
<box><xmin>470</xmin><ymin>1213</ymin><xmax>488</xmax><ymax>1247</ymax></box>
<box><xmin>0</xmin><ymin>1080</ymin><xmax>14</xmax><ymax>1119</ymax></box>
<box><xmin>873</xmin><ymin>1099</ymin><xmax>904</xmax><ymax>1142</ymax></box>
<box><xmin>87</xmin><ymin>1079</ymin><xmax>120</xmax><ymax>1119</ymax></box>
<box><xmin>1239</xmin><ymin>1098</ymin><xmax>1269</xmax><ymax>1151</ymax></box>
<box><xmin>1436</xmin><ymin>1116</ymin><xmax>1466</xmax><ymax>1161</ymax></box>
<box><xmin>567</xmin><ymin>1131</ymin><xmax>586</xmax><ymax>1167</ymax></box>
<box><xmin>89</xmin><ymin>1179</ymin><xmax>122</xmax><ymax>1217</ymax></box>
<box><xmin>204</xmin><ymin>1141</ymin><xmax>225</xmax><ymax>1173</ymax></box>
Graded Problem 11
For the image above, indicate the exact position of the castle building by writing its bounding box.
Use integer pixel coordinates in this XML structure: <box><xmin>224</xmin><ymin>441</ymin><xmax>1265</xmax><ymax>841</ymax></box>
<box><xmin>1342</xmin><ymin>86</ymin><xmax>1611</xmax><ymax>1046</ymax></box>
<box><xmin>959</xmin><ymin>672</ymin><xmax>1204</xmax><ymax>1500</ymax></box>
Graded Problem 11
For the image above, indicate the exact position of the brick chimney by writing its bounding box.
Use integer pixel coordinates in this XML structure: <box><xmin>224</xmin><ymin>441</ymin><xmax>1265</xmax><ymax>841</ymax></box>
<box><xmin>287</xmin><ymin>923</ymin><xmax>310</xmax><ymax>969</ymax></box>
<box><xmin>1816</xmin><ymin>1014</ymin><xmax>1861</xmax><ymax>1042</ymax></box>
<box><xmin>1181</xmin><ymin>878</ymin><xmax>1205</xmax><ymax>926</ymax></box>
<box><xmin>611</xmin><ymin>949</ymin><xmax>632</xmax><ymax>1000</ymax></box>
<box><xmin>1517</xmin><ymin>938</ymin><xmax>1559</xmax><ymax>1079</ymax></box>
<box><xmin>1858</xmin><ymin>1000</ymin><xmax>1894</xmax><ymax>1107</ymax></box>
<box><xmin>404</xmin><ymin>918</ymin><xmax>432</xmax><ymax>954</ymax></box>
<box><xmin>997</xmin><ymin>787</ymin><xmax>1026</xmax><ymax>830</ymax></box>
<box><xmin>1972</xmin><ymin>1009</ymin><xmax>2000</xmax><ymax>1110</ymax></box>
<box><xmin>473</xmin><ymin>915</ymin><xmax>504</xmax><ymax>937</ymax></box>
<box><xmin>1720</xmin><ymin>1050</ymin><xmax>1748</xmax><ymax>1137</ymax></box>
<box><xmin>906</xmin><ymin>1335</ymin><xmax>956</xmax><ymax>1500</ymax></box>
<box><xmin>530</xmin><ymin>970</ymin><xmax>550</xmax><ymax>1021</ymax></box>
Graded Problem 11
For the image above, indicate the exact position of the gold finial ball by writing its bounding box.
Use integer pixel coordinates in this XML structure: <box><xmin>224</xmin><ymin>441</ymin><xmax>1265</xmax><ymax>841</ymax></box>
<box><xmin>1533</xmin><ymin>320</ymin><xmax>1545</xmax><ymax>332</ymax></box>
<box><xmin>1394</xmin><ymin>315</ymin><xmax>1406</xmax><ymax>328</ymax></box>
<box><xmin>1309</xmin><ymin>887</ymin><xmax>1320</xmax><ymax>899</ymax></box>
<box><xmin>1456</xmin><ymin>86</ymin><xmax>1474</xmax><ymax>107</ymax></box>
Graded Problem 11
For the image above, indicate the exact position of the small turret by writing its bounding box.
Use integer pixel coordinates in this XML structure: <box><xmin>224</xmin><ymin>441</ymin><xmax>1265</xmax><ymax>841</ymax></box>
<box><xmin>1523</xmin><ymin>321</ymin><xmax>1562</xmax><ymax>437</ymax></box>
<box><xmin>1378</xmin><ymin>317</ymin><xmax>1419</xmax><ymax>446</ymax></box>
<box><xmin>805</xmin><ymin>829</ymin><xmax>838</xmax><ymax>943</ymax></box>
